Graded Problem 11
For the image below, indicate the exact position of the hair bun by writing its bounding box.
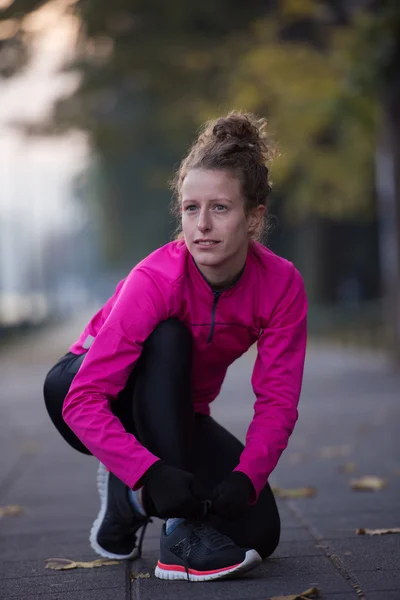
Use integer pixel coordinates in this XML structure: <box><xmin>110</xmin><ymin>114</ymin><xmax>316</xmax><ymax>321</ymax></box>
<box><xmin>212</xmin><ymin>111</ymin><xmax>262</xmax><ymax>147</ymax></box>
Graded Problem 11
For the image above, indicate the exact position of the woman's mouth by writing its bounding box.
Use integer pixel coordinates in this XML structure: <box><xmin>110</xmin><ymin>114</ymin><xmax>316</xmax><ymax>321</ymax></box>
<box><xmin>195</xmin><ymin>240</ymin><xmax>220</xmax><ymax>247</ymax></box>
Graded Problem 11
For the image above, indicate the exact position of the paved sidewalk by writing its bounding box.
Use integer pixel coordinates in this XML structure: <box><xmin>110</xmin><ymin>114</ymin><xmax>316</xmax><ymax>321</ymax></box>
<box><xmin>0</xmin><ymin>316</ymin><xmax>399</xmax><ymax>599</ymax></box>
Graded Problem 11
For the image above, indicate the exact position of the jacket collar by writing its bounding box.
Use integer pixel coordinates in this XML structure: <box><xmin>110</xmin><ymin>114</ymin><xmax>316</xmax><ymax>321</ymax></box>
<box><xmin>186</xmin><ymin>242</ymin><xmax>254</xmax><ymax>298</ymax></box>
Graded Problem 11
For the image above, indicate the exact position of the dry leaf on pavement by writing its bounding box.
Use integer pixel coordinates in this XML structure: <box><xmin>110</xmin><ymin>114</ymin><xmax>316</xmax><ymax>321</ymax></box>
<box><xmin>269</xmin><ymin>586</ymin><xmax>319</xmax><ymax>600</ymax></box>
<box><xmin>130</xmin><ymin>572</ymin><xmax>150</xmax><ymax>580</ymax></box>
<box><xmin>45</xmin><ymin>558</ymin><xmax>120</xmax><ymax>570</ymax></box>
<box><xmin>350</xmin><ymin>476</ymin><xmax>386</xmax><ymax>491</ymax></box>
<box><xmin>0</xmin><ymin>505</ymin><xmax>24</xmax><ymax>517</ymax></box>
<box><xmin>272</xmin><ymin>486</ymin><xmax>317</xmax><ymax>499</ymax></box>
<box><xmin>356</xmin><ymin>528</ymin><xmax>400</xmax><ymax>536</ymax></box>
<box><xmin>339</xmin><ymin>462</ymin><xmax>356</xmax><ymax>473</ymax></box>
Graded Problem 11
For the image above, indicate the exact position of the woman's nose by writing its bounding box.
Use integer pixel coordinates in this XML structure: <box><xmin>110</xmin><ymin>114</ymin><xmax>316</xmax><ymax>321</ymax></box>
<box><xmin>197</xmin><ymin>209</ymin><xmax>211</xmax><ymax>232</ymax></box>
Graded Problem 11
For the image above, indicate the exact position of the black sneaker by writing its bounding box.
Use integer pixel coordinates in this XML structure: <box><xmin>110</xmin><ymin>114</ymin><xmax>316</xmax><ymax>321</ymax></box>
<box><xmin>90</xmin><ymin>462</ymin><xmax>151</xmax><ymax>560</ymax></box>
<box><xmin>155</xmin><ymin>519</ymin><xmax>262</xmax><ymax>582</ymax></box>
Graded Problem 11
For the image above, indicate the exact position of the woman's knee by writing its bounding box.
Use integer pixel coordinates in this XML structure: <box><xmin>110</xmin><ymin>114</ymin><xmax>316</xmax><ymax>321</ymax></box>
<box><xmin>255</xmin><ymin>520</ymin><xmax>281</xmax><ymax>559</ymax></box>
<box><xmin>43</xmin><ymin>353</ymin><xmax>91</xmax><ymax>455</ymax></box>
<box><xmin>252</xmin><ymin>486</ymin><xmax>281</xmax><ymax>558</ymax></box>
<box><xmin>145</xmin><ymin>318</ymin><xmax>191</xmax><ymax>354</ymax></box>
<box><xmin>44</xmin><ymin>354</ymin><xmax>78</xmax><ymax>415</ymax></box>
<box><xmin>43</xmin><ymin>363</ymin><xmax>67</xmax><ymax>421</ymax></box>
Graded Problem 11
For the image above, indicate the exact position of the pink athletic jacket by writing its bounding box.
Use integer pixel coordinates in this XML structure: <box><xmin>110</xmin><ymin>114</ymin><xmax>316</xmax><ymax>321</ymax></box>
<box><xmin>63</xmin><ymin>239</ymin><xmax>307</xmax><ymax>501</ymax></box>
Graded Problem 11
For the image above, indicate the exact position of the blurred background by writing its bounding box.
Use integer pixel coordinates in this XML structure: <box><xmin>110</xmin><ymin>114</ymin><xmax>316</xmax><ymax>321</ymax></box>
<box><xmin>0</xmin><ymin>0</ymin><xmax>399</xmax><ymax>364</ymax></box>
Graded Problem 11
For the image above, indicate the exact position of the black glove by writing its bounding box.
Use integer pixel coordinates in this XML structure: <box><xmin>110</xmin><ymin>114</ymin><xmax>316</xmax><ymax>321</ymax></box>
<box><xmin>140</xmin><ymin>461</ymin><xmax>207</xmax><ymax>519</ymax></box>
<box><xmin>210</xmin><ymin>471</ymin><xmax>255</xmax><ymax>520</ymax></box>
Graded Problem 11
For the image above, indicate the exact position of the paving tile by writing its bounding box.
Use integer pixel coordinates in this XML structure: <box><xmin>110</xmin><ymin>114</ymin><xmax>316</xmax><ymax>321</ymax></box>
<box><xmin>351</xmin><ymin>569</ymin><xmax>400</xmax><ymax>592</ymax></box>
<box><xmin>0</xmin><ymin>530</ymin><xmax>95</xmax><ymax>561</ymax></box>
<box><xmin>272</xmin><ymin>540</ymin><xmax>326</xmax><ymax>559</ymax></box>
<box><xmin>366</xmin><ymin>592</ymin><xmax>400</xmax><ymax>599</ymax></box>
<box><xmin>328</xmin><ymin>536</ymin><xmax>400</xmax><ymax>572</ymax></box>
<box><xmin>21</xmin><ymin>590</ymin><xmax>127</xmax><ymax>600</ymax></box>
<box><xmin>285</xmin><ymin>493</ymin><xmax>400</xmax><ymax>517</ymax></box>
<box><xmin>0</xmin><ymin>557</ymin><xmax>105</xmax><ymax>580</ymax></box>
<box><xmin>298</xmin><ymin>511</ymin><xmax>400</xmax><ymax>540</ymax></box>
<box><xmin>0</xmin><ymin>512</ymin><xmax>96</xmax><ymax>536</ymax></box>
<box><xmin>264</xmin><ymin>555</ymin><xmax>349</xmax><ymax>577</ymax></box>
<box><xmin>0</xmin><ymin>565</ymin><xmax>125</xmax><ymax>599</ymax></box>
<box><xmin>319</xmin><ymin>595</ymin><xmax>361</xmax><ymax>599</ymax></box>
<box><xmin>279</xmin><ymin>526</ymin><xmax>313</xmax><ymax>543</ymax></box>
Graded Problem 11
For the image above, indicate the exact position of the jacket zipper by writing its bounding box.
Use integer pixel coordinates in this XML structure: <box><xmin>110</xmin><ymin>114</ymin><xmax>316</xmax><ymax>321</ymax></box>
<box><xmin>207</xmin><ymin>291</ymin><xmax>221</xmax><ymax>343</ymax></box>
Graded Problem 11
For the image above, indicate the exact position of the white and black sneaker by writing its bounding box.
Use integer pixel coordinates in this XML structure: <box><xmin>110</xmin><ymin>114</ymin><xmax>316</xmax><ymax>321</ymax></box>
<box><xmin>155</xmin><ymin>519</ymin><xmax>262</xmax><ymax>582</ymax></box>
<box><xmin>90</xmin><ymin>463</ymin><xmax>151</xmax><ymax>560</ymax></box>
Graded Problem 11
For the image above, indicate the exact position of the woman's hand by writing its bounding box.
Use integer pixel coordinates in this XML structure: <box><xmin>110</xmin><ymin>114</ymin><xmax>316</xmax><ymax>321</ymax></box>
<box><xmin>210</xmin><ymin>471</ymin><xmax>255</xmax><ymax>520</ymax></box>
<box><xmin>140</xmin><ymin>461</ymin><xmax>207</xmax><ymax>519</ymax></box>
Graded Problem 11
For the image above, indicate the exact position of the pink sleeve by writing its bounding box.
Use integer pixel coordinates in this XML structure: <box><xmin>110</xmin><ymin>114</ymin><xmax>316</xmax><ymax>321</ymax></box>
<box><xmin>62</xmin><ymin>268</ymin><xmax>169</xmax><ymax>489</ymax></box>
<box><xmin>234</xmin><ymin>267</ymin><xmax>308</xmax><ymax>501</ymax></box>
<box><xmin>69</xmin><ymin>278</ymin><xmax>127</xmax><ymax>354</ymax></box>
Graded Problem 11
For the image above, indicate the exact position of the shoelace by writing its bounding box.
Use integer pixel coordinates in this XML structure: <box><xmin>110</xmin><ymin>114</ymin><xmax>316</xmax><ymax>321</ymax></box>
<box><xmin>115</xmin><ymin>514</ymin><xmax>151</xmax><ymax>536</ymax></box>
<box><xmin>182</xmin><ymin>519</ymin><xmax>205</xmax><ymax>583</ymax></box>
<box><xmin>191</xmin><ymin>521</ymin><xmax>234</xmax><ymax>548</ymax></box>
<box><xmin>124</xmin><ymin>516</ymin><xmax>153</xmax><ymax>557</ymax></box>
<box><xmin>136</xmin><ymin>518</ymin><xmax>153</xmax><ymax>557</ymax></box>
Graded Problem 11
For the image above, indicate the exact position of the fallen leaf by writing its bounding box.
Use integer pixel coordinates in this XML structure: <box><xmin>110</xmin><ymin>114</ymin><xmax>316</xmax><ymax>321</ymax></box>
<box><xmin>339</xmin><ymin>462</ymin><xmax>356</xmax><ymax>474</ymax></box>
<box><xmin>356</xmin><ymin>527</ymin><xmax>400</xmax><ymax>536</ymax></box>
<box><xmin>0</xmin><ymin>505</ymin><xmax>24</xmax><ymax>517</ymax></box>
<box><xmin>45</xmin><ymin>558</ymin><xmax>120</xmax><ymax>570</ymax></box>
<box><xmin>272</xmin><ymin>486</ymin><xmax>317</xmax><ymax>499</ymax></box>
<box><xmin>269</xmin><ymin>586</ymin><xmax>319</xmax><ymax>600</ymax></box>
<box><xmin>130</xmin><ymin>571</ymin><xmax>150</xmax><ymax>580</ymax></box>
<box><xmin>350</xmin><ymin>476</ymin><xmax>386</xmax><ymax>491</ymax></box>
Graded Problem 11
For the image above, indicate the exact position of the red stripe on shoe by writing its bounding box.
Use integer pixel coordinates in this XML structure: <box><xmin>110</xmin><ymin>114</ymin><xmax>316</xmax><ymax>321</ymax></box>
<box><xmin>157</xmin><ymin>560</ymin><xmax>242</xmax><ymax>576</ymax></box>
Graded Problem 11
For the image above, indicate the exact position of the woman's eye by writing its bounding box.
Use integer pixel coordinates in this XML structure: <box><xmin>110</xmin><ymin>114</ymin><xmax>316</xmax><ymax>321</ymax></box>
<box><xmin>185</xmin><ymin>205</ymin><xmax>198</xmax><ymax>212</ymax></box>
<box><xmin>215</xmin><ymin>204</ymin><xmax>227</xmax><ymax>211</ymax></box>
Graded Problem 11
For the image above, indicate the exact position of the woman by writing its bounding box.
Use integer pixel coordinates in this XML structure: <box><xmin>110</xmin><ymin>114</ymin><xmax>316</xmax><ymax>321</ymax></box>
<box><xmin>44</xmin><ymin>111</ymin><xmax>308</xmax><ymax>583</ymax></box>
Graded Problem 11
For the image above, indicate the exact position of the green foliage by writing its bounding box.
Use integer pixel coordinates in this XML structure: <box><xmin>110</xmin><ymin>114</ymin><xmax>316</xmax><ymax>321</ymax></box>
<box><xmin>342</xmin><ymin>1</ymin><xmax>400</xmax><ymax>94</ymax></box>
<box><xmin>224</xmin><ymin>11</ymin><xmax>379</xmax><ymax>222</ymax></box>
<box><xmin>1</xmin><ymin>0</ymin><xmax>398</xmax><ymax>260</ymax></box>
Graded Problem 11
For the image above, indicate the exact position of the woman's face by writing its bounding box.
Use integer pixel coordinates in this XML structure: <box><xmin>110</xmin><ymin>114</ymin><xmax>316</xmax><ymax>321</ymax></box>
<box><xmin>181</xmin><ymin>168</ymin><xmax>264</xmax><ymax>285</ymax></box>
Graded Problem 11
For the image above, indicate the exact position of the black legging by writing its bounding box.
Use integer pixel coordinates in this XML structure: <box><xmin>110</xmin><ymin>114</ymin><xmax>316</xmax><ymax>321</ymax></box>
<box><xmin>44</xmin><ymin>318</ymin><xmax>280</xmax><ymax>558</ymax></box>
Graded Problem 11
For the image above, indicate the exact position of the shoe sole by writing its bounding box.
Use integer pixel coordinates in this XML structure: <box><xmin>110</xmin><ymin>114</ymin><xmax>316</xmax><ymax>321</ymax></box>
<box><xmin>89</xmin><ymin>462</ymin><xmax>140</xmax><ymax>560</ymax></box>
<box><xmin>154</xmin><ymin>548</ymin><xmax>262</xmax><ymax>582</ymax></box>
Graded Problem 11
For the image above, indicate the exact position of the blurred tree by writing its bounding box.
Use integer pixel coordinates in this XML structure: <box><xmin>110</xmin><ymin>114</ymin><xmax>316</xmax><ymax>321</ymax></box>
<box><xmin>2</xmin><ymin>1</ymin><xmax>273</xmax><ymax>264</ymax></box>
<box><xmin>1</xmin><ymin>0</ymin><xmax>399</xmax><ymax>357</ymax></box>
